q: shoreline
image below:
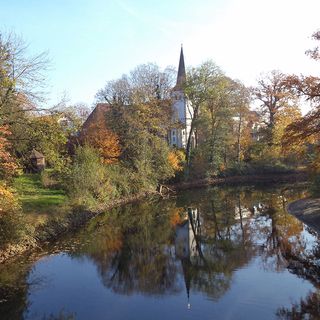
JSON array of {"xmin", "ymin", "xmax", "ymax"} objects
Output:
[
  {"xmin": 287, "ymin": 197, "xmax": 320, "ymax": 234},
  {"xmin": 0, "ymin": 191, "xmax": 156, "ymax": 264},
  {"xmin": 169, "ymin": 171, "xmax": 308, "ymax": 191},
  {"xmin": 0, "ymin": 171, "xmax": 308, "ymax": 264}
]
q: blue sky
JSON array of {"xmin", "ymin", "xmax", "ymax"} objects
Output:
[{"xmin": 1, "ymin": 0, "xmax": 320, "ymax": 109}]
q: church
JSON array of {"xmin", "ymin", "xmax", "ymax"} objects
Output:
[
  {"xmin": 168, "ymin": 47, "xmax": 194, "ymax": 149},
  {"xmin": 81, "ymin": 47, "xmax": 194, "ymax": 150}
]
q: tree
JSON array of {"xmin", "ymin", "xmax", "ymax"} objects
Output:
[
  {"xmin": 0, "ymin": 32, "xmax": 49, "ymax": 166},
  {"xmin": 96, "ymin": 63, "xmax": 175, "ymax": 189},
  {"xmin": 21, "ymin": 114, "xmax": 69, "ymax": 171},
  {"xmin": 227, "ymin": 81, "xmax": 251, "ymax": 164},
  {"xmin": 80, "ymin": 116, "xmax": 121, "ymax": 164},
  {"xmin": 184, "ymin": 61, "xmax": 224, "ymax": 165},
  {"xmin": 96, "ymin": 63, "xmax": 176, "ymax": 105},
  {"xmin": 0, "ymin": 126, "xmax": 17, "ymax": 179},
  {"xmin": 272, "ymin": 106, "xmax": 303, "ymax": 158},
  {"xmin": 252, "ymin": 70, "xmax": 298, "ymax": 142},
  {"xmin": 184, "ymin": 61, "xmax": 248, "ymax": 175},
  {"xmin": 282, "ymin": 31, "xmax": 320, "ymax": 169},
  {"xmin": 0, "ymin": 32, "xmax": 48, "ymax": 112}
]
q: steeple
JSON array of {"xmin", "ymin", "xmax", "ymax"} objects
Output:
[{"xmin": 176, "ymin": 45, "xmax": 186, "ymax": 89}]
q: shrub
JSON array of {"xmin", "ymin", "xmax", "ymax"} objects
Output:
[
  {"xmin": 220, "ymin": 162, "xmax": 295, "ymax": 177},
  {"xmin": 0, "ymin": 183, "xmax": 32, "ymax": 248},
  {"xmin": 65, "ymin": 146, "xmax": 114, "ymax": 209}
]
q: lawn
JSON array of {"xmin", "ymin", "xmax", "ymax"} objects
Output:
[{"xmin": 13, "ymin": 173, "xmax": 67, "ymax": 218}]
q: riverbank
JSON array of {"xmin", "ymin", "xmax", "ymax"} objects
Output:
[
  {"xmin": 0, "ymin": 191, "xmax": 156, "ymax": 264},
  {"xmin": 170, "ymin": 171, "xmax": 308, "ymax": 191},
  {"xmin": 287, "ymin": 198, "xmax": 320, "ymax": 234},
  {"xmin": 0, "ymin": 171, "xmax": 309, "ymax": 264}
]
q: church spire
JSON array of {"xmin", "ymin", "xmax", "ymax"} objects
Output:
[{"xmin": 176, "ymin": 45, "xmax": 186, "ymax": 89}]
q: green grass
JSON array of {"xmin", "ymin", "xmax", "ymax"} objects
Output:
[{"xmin": 13, "ymin": 173, "xmax": 67, "ymax": 216}]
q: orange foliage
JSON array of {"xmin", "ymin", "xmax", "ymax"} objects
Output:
[
  {"xmin": 169, "ymin": 207, "xmax": 185, "ymax": 227},
  {"xmin": 168, "ymin": 149, "xmax": 185, "ymax": 172},
  {"xmin": 283, "ymin": 108, "xmax": 320, "ymax": 145},
  {"xmin": 83, "ymin": 119, "xmax": 121, "ymax": 164},
  {"xmin": 0, "ymin": 126, "xmax": 17, "ymax": 178}
]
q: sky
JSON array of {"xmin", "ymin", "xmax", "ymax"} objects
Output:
[{"xmin": 1, "ymin": 0, "xmax": 320, "ymax": 110}]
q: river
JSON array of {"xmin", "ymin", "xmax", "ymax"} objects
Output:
[{"xmin": 1, "ymin": 183, "xmax": 320, "ymax": 320}]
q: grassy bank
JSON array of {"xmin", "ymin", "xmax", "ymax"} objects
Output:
[
  {"xmin": 13, "ymin": 173, "xmax": 67, "ymax": 226},
  {"xmin": 13, "ymin": 173, "xmax": 66, "ymax": 214},
  {"xmin": 0, "ymin": 171, "xmax": 309, "ymax": 264},
  {"xmin": 0, "ymin": 190, "xmax": 156, "ymax": 264}
]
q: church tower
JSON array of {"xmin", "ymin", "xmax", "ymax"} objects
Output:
[{"xmin": 168, "ymin": 46, "xmax": 194, "ymax": 148}]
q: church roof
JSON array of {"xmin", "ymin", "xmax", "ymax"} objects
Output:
[{"xmin": 175, "ymin": 46, "xmax": 186, "ymax": 90}]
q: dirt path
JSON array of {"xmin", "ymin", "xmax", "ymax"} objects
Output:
[{"xmin": 287, "ymin": 198, "xmax": 320, "ymax": 234}]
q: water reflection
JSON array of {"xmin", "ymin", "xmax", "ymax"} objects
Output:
[
  {"xmin": 2, "ymin": 184, "xmax": 320, "ymax": 319},
  {"xmin": 277, "ymin": 290, "xmax": 320, "ymax": 319},
  {"xmin": 65, "ymin": 185, "xmax": 315, "ymax": 305}
]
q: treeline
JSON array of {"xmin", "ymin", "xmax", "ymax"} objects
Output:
[{"xmin": 1, "ymin": 31, "xmax": 320, "ymax": 248}]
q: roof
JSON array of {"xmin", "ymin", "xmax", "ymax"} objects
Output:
[
  {"xmin": 30, "ymin": 149, "xmax": 45, "ymax": 159},
  {"xmin": 175, "ymin": 46, "xmax": 186, "ymax": 90},
  {"xmin": 81, "ymin": 103, "xmax": 110, "ymax": 132}
]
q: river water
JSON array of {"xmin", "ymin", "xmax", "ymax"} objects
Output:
[{"xmin": 1, "ymin": 184, "xmax": 320, "ymax": 320}]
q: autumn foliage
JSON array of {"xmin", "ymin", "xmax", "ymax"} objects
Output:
[
  {"xmin": 168, "ymin": 149, "xmax": 185, "ymax": 172},
  {"xmin": 0, "ymin": 183, "xmax": 19, "ymax": 217},
  {"xmin": 0, "ymin": 126, "xmax": 17, "ymax": 179},
  {"xmin": 81, "ymin": 115, "xmax": 121, "ymax": 164}
]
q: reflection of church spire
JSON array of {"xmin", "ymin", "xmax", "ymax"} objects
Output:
[
  {"xmin": 175, "ymin": 207, "xmax": 205, "ymax": 309},
  {"xmin": 181, "ymin": 258, "xmax": 192, "ymax": 310}
]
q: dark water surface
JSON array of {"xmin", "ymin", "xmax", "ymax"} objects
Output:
[{"xmin": 2, "ymin": 184, "xmax": 320, "ymax": 320}]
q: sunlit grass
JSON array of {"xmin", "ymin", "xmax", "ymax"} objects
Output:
[{"xmin": 13, "ymin": 173, "xmax": 67, "ymax": 219}]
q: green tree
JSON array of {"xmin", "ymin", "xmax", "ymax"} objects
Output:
[
  {"xmin": 96, "ymin": 63, "xmax": 175, "ymax": 190},
  {"xmin": 184, "ymin": 61, "xmax": 224, "ymax": 165}
]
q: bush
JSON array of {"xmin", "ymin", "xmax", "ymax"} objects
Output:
[
  {"xmin": 40, "ymin": 169, "xmax": 60, "ymax": 188},
  {"xmin": 65, "ymin": 146, "xmax": 113, "ymax": 209},
  {"xmin": 220, "ymin": 162, "xmax": 296, "ymax": 177},
  {"xmin": 0, "ymin": 183, "xmax": 32, "ymax": 248}
]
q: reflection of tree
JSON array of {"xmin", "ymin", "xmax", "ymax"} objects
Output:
[
  {"xmin": 231, "ymin": 186, "xmax": 306, "ymax": 272},
  {"xmin": 177, "ymin": 190, "xmax": 258, "ymax": 302},
  {"xmin": 80, "ymin": 184, "xmax": 308, "ymax": 302},
  {"xmin": 0, "ymin": 258, "xmax": 32, "ymax": 320},
  {"xmin": 259, "ymin": 205, "xmax": 304, "ymax": 271},
  {"xmin": 277, "ymin": 290, "xmax": 320, "ymax": 319},
  {"xmin": 1, "ymin": 183, "xmax": 317, "ymax": 317},
  {"xmin": 80, "ymin": 200, "xmax": 181, "ymax": 296},
  {"xmin": 40, "ymin": 310, "xmax": 76, "ymax": 320},
  {"xmin": 60, "ymin": 184, "xmax": 318, "ymax": 304}
]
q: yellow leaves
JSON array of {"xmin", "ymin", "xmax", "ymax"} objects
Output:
[
  {"xmin": 168, "ymin": 149, "xmax": 185, "ymax": 172},
  {"xmin": 0, "ymin": 183, "xmax": 19, "ymax": 217},
  {"xmin": 273, "ymin": 106, "xmax": 304, "ymax": 157}
]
